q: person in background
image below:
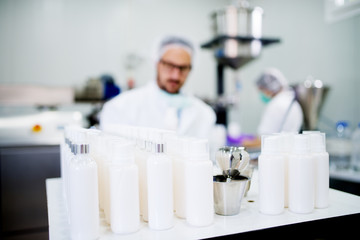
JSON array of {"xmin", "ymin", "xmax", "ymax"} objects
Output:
[
  {"xmin": 243, "ymin": 68, "xmax": 303, "ymax": 148},
  {"xmin": 99, "ymin": 35, "xmax": 216, "ymax": 139}
]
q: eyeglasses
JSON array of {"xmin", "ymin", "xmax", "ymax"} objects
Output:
[{"xmin": 159, "ymin": 59, "xmax": 192, "ymax": 75}]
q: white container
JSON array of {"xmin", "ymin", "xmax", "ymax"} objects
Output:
[
  {"xmin": 109, "ymin": 140, "xmax": 140, "ymax": 234},
  {"xmin": 308, "ymin": 132, "xmax": 329, "ymax": 209},
  {"xmin": 69, "ymin": 131, "xmax": 99, "ymax": 240},
  {"xmin": 258, "ymin": 135, "xmax": 285, "ymax": 215},
  {"xmin": 102, "ymin": 135, "xmax": 124, "ymax": 224},
  {"xmin": 288, "ymin": 134, "xmax": 314, "ymax": 214},
  {"xmin": 185, "ymin": 139, "xmax": 214, "ymax": 226},
  {"xmin": 171, "ymin": 136, "xmax": 187, "ymax": 219},
  {"xmin": 137, "ymin": 128, "xmax": 152, "ymax": 222},
  {"xmin": 280, "ymin": 132, "xmax": 295, "ymax": 208},
  {"xmin": 147, "ymin": 131, "xmax": 174, "ymax": 230}
]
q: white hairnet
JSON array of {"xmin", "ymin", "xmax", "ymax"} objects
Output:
[
  {"xmin": 256, "ymin": 68, "xmax": 288, "ymax": 93},
  {"xmin": 152, "ymin": 35, "xmax": 195, "ymax": 63}
]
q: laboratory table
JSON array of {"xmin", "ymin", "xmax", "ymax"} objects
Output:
[{"xmin": 46, "ymin": 171, "xmax": 360, "ymax": 240}]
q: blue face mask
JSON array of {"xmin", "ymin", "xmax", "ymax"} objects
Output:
[
  {"xmin": 159, "ymin": 88, "xmax": 191, "ymax": 109},
  {"xmin": 260, "ymin": 92, "xmax": 271, "ymax": 104}
]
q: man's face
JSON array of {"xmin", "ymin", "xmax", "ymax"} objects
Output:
[{"xmin": 156, "ymin": 47, "xmax": 192, "ymax": 94}]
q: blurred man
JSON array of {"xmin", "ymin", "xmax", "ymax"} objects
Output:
[{"xmin": 100, "ymin": 35, "xmax": 216, "ymax": 139}]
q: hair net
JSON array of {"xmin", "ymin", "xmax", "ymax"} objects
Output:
[
  {"xmin": 256, "ymin": 68, "xmax": 288, "ymax": 94},
  {"xmin": 154, "ymin": 35, "xmax": 195, "ymax": 63}
]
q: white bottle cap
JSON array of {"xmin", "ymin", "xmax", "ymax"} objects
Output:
[
  {"xmin": 291, "ymin": 134, "xmax": 310, "ymax": 154},
  {"xmin": 73, "ymin": 128, "xmax": 90, "ymax": 154},
  {"xmin": 111, "ymin": 138, "xmax": 135, "ymax": 165},
  {"xmin": 187, "ymin": 138, "xmax": 210, "ymax": 161},
  {"xmin": 261, "ymin": 135, "xmax": 282, "ymax": 154},
  {"xmin": 164, "ymin": 133, "xmax": 178, "ymax": 156},
  {"xmin": 309, "ymin": 132, "xmax": 326, "ymax": 153},
  {"xmin": 279, "ymin": 132, "xmax": 295, "ymax": 153},
  {"xmin": 150, "ymin": 129, "xmax": 165, "ymax": 153}
]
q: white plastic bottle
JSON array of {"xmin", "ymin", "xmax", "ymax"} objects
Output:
[
  {"xmin": 134, "ymin": 127, "xmax": 147, "ymax": 219},
  {"xmin": 109, "ymin": 140, "xmax": 140, "ymax": 234},
  {"xmin": 138, "ymin": 128, "xmax": 152, "ymax": 222},
  {"xmin": 280, "ymin": 132, "xmax": 295, "ymax": 208},
  {"xmin": 185, "ymin": 139, "xmax": 214, "ymax": 226},
  {"xmin": 69, "ymin": 130, "xmax": 99, "ymax": 240},
  {"xmin": 147, "ymin": 131, "xmax": 174, "ymax": 230},
  {"xmin": 288, "ymin": 134, "xmax": 314, "ymax": 214},
  {"xmin": 351, "ymin": 122, "xmax": 360, "ymax": 171},
  {"xmin": 171, "ymin": 136, "xmax": 187, "ymax": 219},
  {"xmin": 308, "ymin": 132, "xmax": 329, "ymax": 209},
  {"xmin": 258, "ymin": 135, "xmax": 285, "ymax": 215}
]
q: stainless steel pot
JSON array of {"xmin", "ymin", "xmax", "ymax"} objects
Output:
[{"xmin": 211, "ymin": 2, "xmax": 264, "ymax": 60}]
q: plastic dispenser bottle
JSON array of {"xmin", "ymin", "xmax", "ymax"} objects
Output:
[
  {"xmin": 69, "ymin": 129, "xmax": 99, "ymax": 240},
  {"xmin": 97, "ymin": 133, "xmax": 109, "ymax": 211},
  {"xmin": 109, "ymin": 139, "xmax": 140, "ymax": 234},
  {"xmin": 308, "ymin": 132, "xmax": 329, "ymax": 209},
  {"xmin": 288, "ymin": 134, "xmax": 314, "ymax": 214},
  {"xmin": 351, "ymin": 122, "xmax": 360, "ymax": 171},
  {"xmin": 147, "ymin": 130, "xmax": 174, "ymax": 230},
  {"xmin": 185, "ymin": 139, "xmax": 214, "ymax": 226},
  {"xmin": 258, "ymin": 135, "xmax": 285, "ymax": 215},
  {"xmin": 103, "ymin": 135, "xmax": 120, "ymax": 224},
  {"xmin": 138, "ymin": 128, "xmax": 151, "ymax": 222}
]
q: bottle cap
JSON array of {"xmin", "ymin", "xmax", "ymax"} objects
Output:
[
  {"xmin": 150, "ymin": 129, "xmax": 165, "ymax": 153},
  {"xmin": 187, "ymin": 138, "xmax": 209, "ymax": 161},
  {"xmin": 309, "ymin": 132, "xmax": 326, "ymax": 153},
  {"xmin": 261, "ymin": 134, "xmax": 282, "ymax": 154},
  {"xmin": 111, "ymin": 138, "xmax": 135, "ymax": 165},
  {"xmin": 291, "ymin": 134, "xmax": 310, "ymax": 154},
  {"xmin": 279, "ymin": 132, "xmax": 296, "ymax": 153}
]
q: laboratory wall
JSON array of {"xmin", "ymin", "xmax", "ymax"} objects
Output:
[{"xmin": 0, "ymin": 0, "xmax": 359, "ymax": 134}]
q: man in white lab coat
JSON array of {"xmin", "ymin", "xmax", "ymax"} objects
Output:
[{"xmin": 99, "ymin": 35, "xmax": 216, "ymax": 139}]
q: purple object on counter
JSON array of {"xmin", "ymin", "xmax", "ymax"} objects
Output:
[{"xmin": 227, "ymin": 134, "xmax": 256, "ymax": 146}]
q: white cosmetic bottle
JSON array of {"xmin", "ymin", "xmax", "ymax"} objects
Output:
[
  {"xmin": 69, "ymin": 130, "xmax": 99, "ymax": 240},
  {"xmin": 258, "ymin": 135, "xmax": 285, "ymax": 215},
  {"xmin": 280, "ymin": 132, "xmax": 295, "ymax": 208},
  {"xmin": 170, "ymin": 136, "xmax": 187, "ymax": 219},
  {"xmin": 109, "ymin": 139, "xmax": 140, "ymax": 234},
  {"xmin": 288, "ymin": 134, "xmax": 315, "ymax": 214},
  {"xmin": 309, "ymin": 132, "xmax": 329, "ymax": 208},
  {"xmin": 138, "ymin": 128, "xmax": 152, "ymax": 222},
  {"xmin": 185, "ymin": 138, "xmax": 214, "ymax": 227},
  {"xmin": 147, "ymin": 131, "xmax": 174, "ymax": 230}
]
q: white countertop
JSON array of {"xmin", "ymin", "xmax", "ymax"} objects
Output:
[{"xmin": 46, "ymin": 171, "xmax": 360, "ymax": 240}]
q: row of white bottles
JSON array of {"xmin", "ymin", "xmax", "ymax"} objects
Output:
[
  {"xmin": 61, "ymin": 127, "xmax": 100, "ymax": 240},
  {"xmin": 106, "ymin": 125, "xmax": 215, "ymax": 228},
  {"xmin": 258, "ymin": 131, "xmax": 329, "ymax": 215},
  {"xmin": 61, "ymin": 125, "xmax": 215, "ymax": 236}
]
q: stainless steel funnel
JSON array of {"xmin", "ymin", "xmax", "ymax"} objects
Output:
[
  {"xmin": 293, "ymin": 78, "xmax": 330, "ymax": 130},
  {"xmin": 215, "ymin": 146, "xmax": 250, "ymax": 179}
]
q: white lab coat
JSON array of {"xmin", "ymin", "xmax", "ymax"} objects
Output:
[
  {"xmin": 257, "ymin": 89, "xmax": 303, "ymax": 135},
  {"xmin": 100, "ymin": 82, "xmax": 216, "ymax": 139}
]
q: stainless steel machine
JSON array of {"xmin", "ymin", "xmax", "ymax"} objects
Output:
[{"xmin": 201, "ymin": 1, "xmax": 280, "ymax": 125}]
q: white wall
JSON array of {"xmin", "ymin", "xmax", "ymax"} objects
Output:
[{"xmin": 0, "ymin": 0, "xmax": 359, "ymax": 134}]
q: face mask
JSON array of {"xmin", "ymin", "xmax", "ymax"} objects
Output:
[
  {"xmin": 159, "ymin": 88, "xmax": 191, "ymax": 109},
  {"xmin": 260, "ymin": 92, "xmax": 271, "ymax": 104}
]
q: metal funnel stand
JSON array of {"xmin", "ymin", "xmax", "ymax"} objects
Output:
[{"xmin": 293, "ymin": 78, "xmax": 330, "ymax": 130}]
